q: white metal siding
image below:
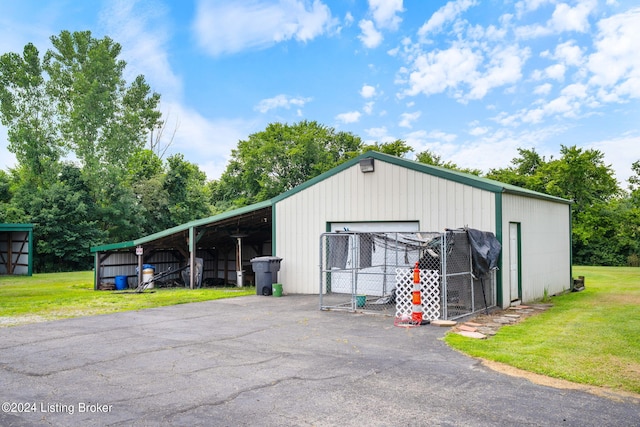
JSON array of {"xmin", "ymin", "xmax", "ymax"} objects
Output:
[
  {"xmin": 274, "ymin": 160, "xmax": 495, "ymax": 294},
  {"xmin": 501, "ymin": 193, "xmax": 571, "ymax": 306}
]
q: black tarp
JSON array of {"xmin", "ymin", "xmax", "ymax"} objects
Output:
[{"xmin": 466, "ymin": 228, "xmax": 501, "ymax": 278}]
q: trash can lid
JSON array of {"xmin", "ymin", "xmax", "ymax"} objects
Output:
[{"xmin": 250, "ymin": 256, "xmax": 282, "ymax": 263}]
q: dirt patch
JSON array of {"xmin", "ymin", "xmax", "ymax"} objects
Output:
[
  {"xmin": 0, "ymin": 315, "xmax": 51, "ymax": 327},
  {"xmin": 481, "ymin": 359, "xmax": 640, "ymax": 404}
]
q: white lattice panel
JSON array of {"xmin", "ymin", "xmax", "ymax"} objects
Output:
[{"xmin": 395, "ymin": 268, "xmax": 441, "ymax": 321}]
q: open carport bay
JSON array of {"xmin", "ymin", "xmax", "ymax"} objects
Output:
[{"xmin": 0, "ymin": 295, "xmax": 638, "ymax": 426}]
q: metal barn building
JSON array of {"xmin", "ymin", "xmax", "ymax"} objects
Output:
[{"xmin": 92, "ymin": 151, "xmax": 572, "ymax": 309}]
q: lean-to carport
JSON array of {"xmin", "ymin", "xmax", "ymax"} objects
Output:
[{"xmin": 91, "ymin": 201, "xmax": 273, "ymax": 290}]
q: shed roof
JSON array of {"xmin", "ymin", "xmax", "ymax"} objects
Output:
[{"xmin": 90, "ymin": 200, "xmax": 272, "ymax": 253}]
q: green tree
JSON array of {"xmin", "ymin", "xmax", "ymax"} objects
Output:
[
  {"xmin": 487, "ymin": 145, "xmax": 623, "ymax": 265},
  {"xmin": 540, "ymin": 146, "xmax": 619, "ymax": 213},
  {"xmin": 212, "ymin": 120, "xmax": 362, "ymax": 209},
  {"xmin": 416, "ymin": 149, "xmax": 482, "ymax": 175},
  {"xmin": 14, "ymin": 165, "xmax": 104, "ymax": 271},
  {"xmin": 42, "ymin": 30, "xmax": 162, "ymax": 195},
  {"xmin": 0, "ymin": 31, "xmax": 166, "ymax": 266},
  {"xmin": 0, "ymin": 43, "xmax": 63, "ymax": 187},
  {"xmin": 486, "ymin": 148, "xmax": 546, "ymax": 190},
  {"xmin": 363, "ymin": 139, "xmax": 413, "ymax": 157},
  {"xmin": 629, "ymin": 160, "xmax": 640, "ymax": 203},
  {"xmin": 164, "ymin": 154, "xmax": 212, "ymax": 226}
]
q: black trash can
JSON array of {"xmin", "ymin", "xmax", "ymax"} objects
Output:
[{"xmin": 250, "ymin": 256, "xmax": 283, "ymax": 296}]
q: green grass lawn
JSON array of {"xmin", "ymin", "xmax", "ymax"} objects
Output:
[
  {"xmin": 0, "ymin": 271, "xmax": 255, "ymax": 325},
  {"xmin": 445, "ymin": 266, "xmax": 640, "ymax": 395}
]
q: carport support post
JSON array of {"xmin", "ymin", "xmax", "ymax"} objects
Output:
[
  {"xmin": 189, "ymin": 226, "xmax": 195, "ymax": 290},
  {"xmin": 137, "ymin": 248, "xmax": 143, "ymax": 288},
  {"xmin": 236, "ymin": 236, "xmax": 243, "ymax": 287}
]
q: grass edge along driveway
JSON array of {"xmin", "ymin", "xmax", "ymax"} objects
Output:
[
  {"xmin": 0, "ymin": 271, "xmax": 254, "ymax": 326},
  {"xmin": 445, "ymin": 266, "xmax": 640, "ymax": 396}
]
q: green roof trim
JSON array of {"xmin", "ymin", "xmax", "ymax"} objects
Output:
[
  {"xmin": 0, "ymin": 223, "xmax": 34, "ymax": 232},
  {"xmin": 272, "ymin": 151, "xmax": 571, "ymax": 205},
  {"xmin": 90, "ymin": 199, "xmax": 273, "ymax": 253}
]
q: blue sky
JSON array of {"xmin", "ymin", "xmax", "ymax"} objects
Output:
[{"xmin": 1, "ymin": 0, "xmax": 639, "ymax": 186}]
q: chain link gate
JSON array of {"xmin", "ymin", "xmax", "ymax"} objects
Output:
[{"xmin": 319, "ymin": 230, "xmax": 496, "ymax": 320}]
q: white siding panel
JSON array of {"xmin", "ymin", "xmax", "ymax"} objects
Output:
[
  {"xmin": 275, "ymin": 160, "xmax": 496, "ymax": 294},
  {"xmin": 500, "ymin": 193, "xmax": 571, "ymax": 306}
]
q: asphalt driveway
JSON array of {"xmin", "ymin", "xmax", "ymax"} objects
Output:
[{"xmin": 0, "ymin": 295, "xmax": 638, "ymax": 426}]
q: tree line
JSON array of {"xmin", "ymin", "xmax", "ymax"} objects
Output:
[{"xmin": 1, "ymin": 31, "xmax": 638, "ymax": 272}]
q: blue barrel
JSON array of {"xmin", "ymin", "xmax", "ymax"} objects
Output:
[{"xmin": 115, "ymin": 275, "xmax": 128, "ymax": 290}]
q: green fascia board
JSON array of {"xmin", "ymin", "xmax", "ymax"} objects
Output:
[
  {"xmin": 90, "ymin": 199, "xmax": 273, "ymax": 253},
  {"xmin": 0, "ymin": 223, "xmax": 34, "ymax": 232},
  {"xmin": 272, "ymin": 151, "xmax": 571, "ymax": 205}
]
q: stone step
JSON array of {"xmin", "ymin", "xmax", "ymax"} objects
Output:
[
  {"xmin": 456, "ymin": 330, "xmax": 487, "ymax": 339},
  {"xmin": 431, "ymin": 319, "xmax": 457, "ymax": 327}
]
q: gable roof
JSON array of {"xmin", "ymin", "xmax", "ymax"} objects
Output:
[
  {"xmin": 91, "ymin": 151, "xmax": 569, "ymax": 253},
  {"xmin": 273, "ymin": 151, "xmax": 571, "ymax": 205}
]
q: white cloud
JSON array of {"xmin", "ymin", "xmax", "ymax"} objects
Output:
[
  {"xmin": 516, "ymin": 0, "xmax": 597, "ymax": 38},
  {"xmin": 368, "ymin": 0, "xmax": 404, "ymax": 30},
  {"xmin": 344, "ymin": 12, "xmax": 354, "ymax": 26},
  {"xmin": 360, "ymin": 84, "xmax": 377, "ymax": 98},
  {"xmin": 587, "ymin": 7, "xmax": 640, "ymax": 100},
  {"xmin": 534, "ymin": 82, "xmax": 553, "ymax": 95},
  {"xmin": 588, "ymin": 135, "xmax": 640, "ymax": 186},
  {"xmin": 401, "ymin": 44, "xmax": 482, "ymax": 97},
  {"xmin": 356, "ymin": 0, "xmax": 403, "ymax": 49},
  {"xmin": 515, "ymin": 0, "xmax": 553, "ymax": 17},
  {"xmin": 466, "ymin": 45, "xmax": 529, "ymax": 100},
  {"xmin": 161, "ymin": 102, "xmax": 255, "ymax": 180},
  {"xmin": 561, "ymin": 83, "xmax": 588, "ymax": 99},
  {"xmin": 400, "ymin": 41, "xmax": 529, "ymax": 102},
  {"xmin": 399, "ymin": 111, "xmax": 422, "ymax": 128},
  {"xmin": 192, "ymin": 0, "xmax": 336, "ymax": 56},
  {"xmin": 544, "ymin": 63, "xmax": 566, "ymax": 81},
  {"xmin": 549, "ymin": 1, "xmax": 596, "ymax": 33},
  {"xmin": 358, "ymin": 19, "xmax": 383, "ymax": 48},
  {"xmin": 469, "ymin": 126, "xmax": 489, "ymax": 136},
  {"xmin": 365, "ymin": 126, "xmax": 390, "ymax": 139},
  {"xmin": 418, "ymin": 0, "xmax": 478, "ymax": 39},
  {"xmin": 336, "ymin": 111, "xmax": 362, "ymax": 124},
  {"xmin": 254, "ymin": 94, "xmax": 312, "ymax": 113},
  {"xmin": 553, "ymin": 40, "xmax": 584, "ymax": 66},
  {"xmin": 363, "ymin": 101, "xmax": 375, "ymax": 115},
  {"xmin": 100, "ymin": 0, "xmax": 182, "ymax": 98}
]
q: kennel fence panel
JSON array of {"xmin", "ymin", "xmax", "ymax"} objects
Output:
[{"xmin": 320, "ymin": 230, "xmax": 496, "ymax": 320}]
